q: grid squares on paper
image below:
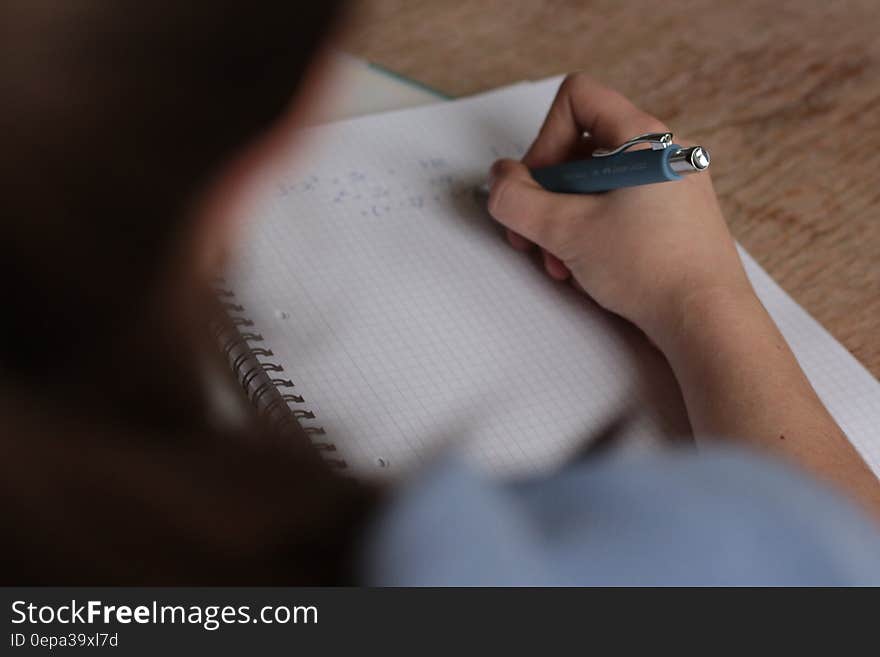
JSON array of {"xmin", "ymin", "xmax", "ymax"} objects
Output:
[{"xmin": 229, "ymin": 81, "xmax": 880, "ymax": 481}]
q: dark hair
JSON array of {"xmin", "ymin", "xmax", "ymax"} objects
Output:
[
  {"xmin": 0, "ymin": 1, "xmax": 339, "ymax": 379},
  {"xmin": 0, "ymin": 1, "xmax": 379, "ymax": 584}
]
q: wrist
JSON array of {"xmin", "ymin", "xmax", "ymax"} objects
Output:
[{"xmin": 644, "ymin": 281, "xmax": 765, "ymax": 358}]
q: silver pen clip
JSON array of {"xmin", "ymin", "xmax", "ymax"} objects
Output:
[{"xmin": 591, "ymin": 132, "xmax": 674, "ymax": 158}]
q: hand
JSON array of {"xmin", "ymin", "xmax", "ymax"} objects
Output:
[
  {"xmin": 487, "ymin": 73, "xmax": 754, "ymax": 347},
  {"xmin": 489, "ymin": 75, "xmax": 880, "ymax": 518}
]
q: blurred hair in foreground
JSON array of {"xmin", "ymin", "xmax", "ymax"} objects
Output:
[{"xmin": 0, "ymin": 0, "xmax": 381, "ymax": 585}]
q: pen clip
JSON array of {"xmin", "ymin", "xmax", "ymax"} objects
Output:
[{"xmin": 592, "ymin": 132, "xmax": 674, "ymax": 158}]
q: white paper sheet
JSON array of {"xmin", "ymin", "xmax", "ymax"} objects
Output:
[{"xmin": 230, "ymin": 79, "xmax": 880, "ymax": 480}]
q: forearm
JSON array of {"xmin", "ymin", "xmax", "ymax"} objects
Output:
[
  {"xmin": 657, "ymin": 287, "xmax": 880, "ymax": 520},
  {"xmin": 485, "ymin": 72, "xmax": 880, "ymax": 518}
]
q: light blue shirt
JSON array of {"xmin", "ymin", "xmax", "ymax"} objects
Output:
[{"xmin": 363, "ymin": 447, "xmax": 880, "ymax": 585}]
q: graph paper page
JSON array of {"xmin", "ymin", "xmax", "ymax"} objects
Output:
[{"xmin": 230, "ymin": 78, "xmax": 880, "ymax": 480}]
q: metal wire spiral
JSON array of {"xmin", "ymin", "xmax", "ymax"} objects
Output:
[{"xmin": 212, "ymin": 282, "xmax": 344, "ymax": 469}]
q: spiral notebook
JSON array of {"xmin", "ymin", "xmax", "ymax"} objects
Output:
[{"xmin": 219, "ymin": 76, "xmax": 880, "ymax": 481}]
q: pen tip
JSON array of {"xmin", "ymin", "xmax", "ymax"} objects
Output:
[{"xmin": 474, "ymin": 182, "xmax": 490, "ymax": 200}]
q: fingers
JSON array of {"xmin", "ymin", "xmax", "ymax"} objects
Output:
[
  {"xmin": 488, "ymin": 158, "xmax": 595, "ymax": 255},
  {"xmin": 542, "ymin": 250, "xmax": 571, "ymax": 281},
  {"xmin": 523, "ymin": 72, "xmax": 669, "ymax": 168},
  {"xmin": 506, "ymin": 229, "xmax": 531, "ymax": 251},
  {"xmin": 507, "ymin": 229, "xmax": 570, "ymax": 281},
  {"xmin": 507, "ymin": 227, "xmax": 570, "ymax": 279}
]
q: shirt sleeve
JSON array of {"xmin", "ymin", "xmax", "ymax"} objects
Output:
[{"xmin": 360, "ymin": 446, "xmax": 880, "ymax": 586}]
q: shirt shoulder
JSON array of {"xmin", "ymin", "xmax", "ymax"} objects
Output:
[{"xmin": 361, "ymin": 447, "xmax": 880, "ymax": 585}]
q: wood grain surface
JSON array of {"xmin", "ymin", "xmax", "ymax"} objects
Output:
[{"xmin": 342, "ymin": 0, "xmax": 880, "ymax": 378}]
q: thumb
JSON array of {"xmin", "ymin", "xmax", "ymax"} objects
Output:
[{"xmin": 487, "ymin": 158, "xmax": 594, "ymax": 253}]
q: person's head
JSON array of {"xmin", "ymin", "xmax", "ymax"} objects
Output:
[
  {"xmin": 0, "ymin": 1, "xmax": 345, "ymax": 405},
  {"xmin": 0, "ymin": 5, "xmax": 383, "ymax": 586}
]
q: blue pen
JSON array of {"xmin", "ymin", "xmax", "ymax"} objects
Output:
[
  {"xmin": 529, "ymin": 132, "xmax": 709, "ymax": 194},
  {"xmin": 473, "ymin": 132, "xmax": 708, "ymax": 198}
]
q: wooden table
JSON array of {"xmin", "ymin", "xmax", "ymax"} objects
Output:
[{"xmin": 343, "ymin": 0, "xmax": 880, "ymax": 378}]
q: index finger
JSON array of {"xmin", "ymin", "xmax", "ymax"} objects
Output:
[{"xmin": 523, "ymin": 73, "xmax": 669, "ymax": 168}]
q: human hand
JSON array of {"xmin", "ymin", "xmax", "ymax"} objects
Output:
[{"xmin": 487, "ymin": 73, "xmax": 754, "ymax": 346}]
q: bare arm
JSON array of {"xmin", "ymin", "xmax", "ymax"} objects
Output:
[
  {"xmin": 660, "ymin": 286, "xmax": 880, "ymax": 517},
  {"xmin": 487, "ymin": 73, "xmax": 880, "ymax": 519}
]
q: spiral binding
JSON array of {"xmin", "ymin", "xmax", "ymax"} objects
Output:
[{"xmin": 212, "ymin": 281, "xmax": 346, "ymax": 469}]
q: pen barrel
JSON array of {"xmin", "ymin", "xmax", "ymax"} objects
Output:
[{"xmin": 530, "ymin": 146, "xmax": 680, "ymax": 194}]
